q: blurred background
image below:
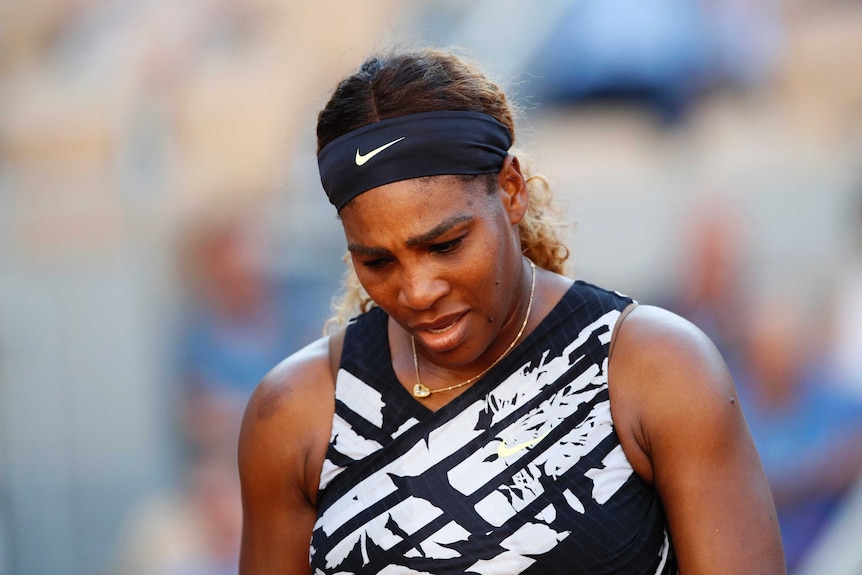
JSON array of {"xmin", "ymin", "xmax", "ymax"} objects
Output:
[{"xmin": 1, "ymin": 0, "xmax": 862, "ymax": 573}]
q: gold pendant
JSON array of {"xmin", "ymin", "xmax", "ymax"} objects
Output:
[{"xmin": 413, "ymin": 383, "xmax": 431, "ymax": 398}]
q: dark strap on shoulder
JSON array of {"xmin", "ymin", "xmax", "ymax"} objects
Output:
[{"xmin": 609, "ymin": 302, "xmax": 639, "ymax": 361}]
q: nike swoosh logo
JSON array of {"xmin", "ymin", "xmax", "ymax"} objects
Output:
[
  {"xmin": 355, "ymin": 137, "xmax": 405, "ymax": 166},
  {"xmin": 497, "ymin": 431, "xmax": 550, "ymax": 458}
]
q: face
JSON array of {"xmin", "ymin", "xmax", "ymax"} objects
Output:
[{"xmin": 340, "ymin": 165, "xmax": 528, "ymax": 371}]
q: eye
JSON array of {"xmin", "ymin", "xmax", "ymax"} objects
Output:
[
  {"xmin": 430, "ymin": 236, "xmax": 464, "ymax": 255},
  {"xmin": 362, "ymin": 257, "xmax": 392, "ymax": 269}
]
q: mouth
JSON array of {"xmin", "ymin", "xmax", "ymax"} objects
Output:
[
  {"xmin": 411, "ymin": 312, "xmax": 468, "ymax": 352},
  {"xmin": 426, "ymin": 320, "xmax": 458, "ymax": 335},
  {"xmin": 412, "ymin": 312, "xmax": 465, "ymax": 333}
]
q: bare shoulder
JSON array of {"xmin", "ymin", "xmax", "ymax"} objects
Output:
[
  {"xmin": 612, "ymin": 304, "xmax": 735, "ymax": 398},
  {"xmin": 238, "ymin": 336, "xmax": 336, "ymax": 503},
  {"xmin": 245, "ymin": 336, "xmax": 334, "ymax": 425},
  {"xmin": 608, "ymin": 305, "xmax": 738, "ymax": 482},
  {"xmin": 613, "ymin": 303, "xmax": 724, "ymax": 367}
]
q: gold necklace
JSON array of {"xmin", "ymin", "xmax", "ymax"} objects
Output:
[{"xmin": 411, "ymin": 259, "xmax": 536, "ymax": 398}]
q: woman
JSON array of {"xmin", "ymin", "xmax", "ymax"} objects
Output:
[{"xmin": 238, "ymin": 49, "xmax": 785, "ymax": 574}]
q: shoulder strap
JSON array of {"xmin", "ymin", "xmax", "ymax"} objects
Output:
[{"xmin": 609, "ymin": 302, "xmax": 639, "ymax": 361}]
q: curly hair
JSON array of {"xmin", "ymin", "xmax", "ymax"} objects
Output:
[{"xmin": 317, "ymin": 48, "xmax": 570, "ymax": 332}]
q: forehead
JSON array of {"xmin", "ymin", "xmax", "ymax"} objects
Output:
[{"xmin": 340, "ymin": 175, "xmax": 495, "ymax": 236}]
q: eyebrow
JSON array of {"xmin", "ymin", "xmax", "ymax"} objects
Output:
[
  {"xmin": 347, "ymin": 213, "xmax": 474, "ymax": 256},
  {"xmin": 346, "ymin": 243, "xmax": 390, "ymax": 258},
  {"xmin": 406, "ymin": 213, "xmax": 473, "ymax": 247}
]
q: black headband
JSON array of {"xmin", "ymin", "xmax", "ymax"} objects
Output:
[{"xmin": 317, "ymin": 111, "xmax": 513, "ymax": 211}]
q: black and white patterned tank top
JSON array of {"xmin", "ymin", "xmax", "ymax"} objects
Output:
[{"xmin": 310, "ymin": 281, "xmax": 675, "ymax": 574}]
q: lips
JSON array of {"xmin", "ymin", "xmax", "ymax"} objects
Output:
[
  {"xmin": 412, "ymin": 312, "xmax": 465, "ymax": 334},
  {"xmin": 426, "ymin": 320, "xmax": 458, "ymax": 335},
  {"xmin": 411, "ymin": 311, "xmax": 468, "ymax": 353}
]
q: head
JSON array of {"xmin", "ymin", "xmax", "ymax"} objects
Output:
[
  {"xmin": 317, "ymin": 48, "xmax": 569, "ymax": 330},
  {"xmin": 179, "ymin": 211, "xmax": 268, "ymax": 318},
  {"xmin": 742, "ymin": 297, "xmax": 808, "ymax": 407}
]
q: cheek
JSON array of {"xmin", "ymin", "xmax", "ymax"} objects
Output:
[
  {"xmin": 353, "ymin": 266, "xmax": 392, "ymax": 302},
  {"xmin": 465, "ymin": 252, "xmax": 506, "ymax": 307},
  {"xmin": 351, "ymin": 264, "xmax": 408, "ymax": 318}
]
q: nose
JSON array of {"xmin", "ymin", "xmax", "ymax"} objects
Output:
[{"xmin": 397, "ymin": 262, "xmax": 449, "ymax": 311}]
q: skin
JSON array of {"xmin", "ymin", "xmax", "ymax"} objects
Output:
[{"xmin": 238, "ymin": 157, "xmax": 786, "ymax": 574}]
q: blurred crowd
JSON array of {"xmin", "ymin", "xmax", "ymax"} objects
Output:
[{"xmin": 2, "ymin": 1, "xmax": 862, "ymax": 574}]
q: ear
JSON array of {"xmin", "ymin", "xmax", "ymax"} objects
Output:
[{"xmin": 497, "ymin": 155, "xmax": 529, "ymax": 225}]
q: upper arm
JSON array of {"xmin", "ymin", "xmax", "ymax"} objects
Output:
[
  {"xmin": 609, "ymin": 305, "xmax": 785, "ymax": 574},
  {"xmin": 237, "ymin": 337, "xmax": 335, "ymax": 575}
]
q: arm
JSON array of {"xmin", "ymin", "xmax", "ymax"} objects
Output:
[
  {"xmin": 609, "ymin": 305, "xmax": 785, "ymax": 574},
  {"xmin": 237, "ymin": 337, "xmax": 335, "ymax": 575}
]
